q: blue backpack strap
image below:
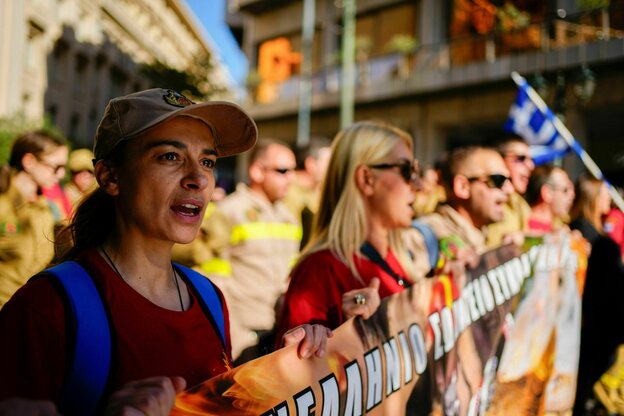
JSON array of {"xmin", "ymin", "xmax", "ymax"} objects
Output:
[
  {"xmin": 174, "ymin": 263, "xmax": 226, "ymax": 346},
  {"xmin": 411, "ymin": 220, "xmax": 440, "ymax": 273},
  {"xmin": 44, "ymin": 261, "xmax": 111, "ymax": 416}
]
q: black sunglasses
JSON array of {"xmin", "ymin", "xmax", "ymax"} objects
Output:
[
  {"xmin": 38, "ymin": 159, "xmax": 66, "ymax": 174},
  {"xmin": 368, "ymin": 160, "xmax": 420, "ymax": 183},
  {"xmin": 466, "ymin": 174, "xmax": 511, "ymax": 189}
]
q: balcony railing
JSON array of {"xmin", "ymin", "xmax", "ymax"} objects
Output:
[{"xmin": 249, "ymin": 5, "xmax": 624, "ymax": 107}]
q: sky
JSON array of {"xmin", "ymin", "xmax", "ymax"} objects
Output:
[{"xmin": 186, "ymin": 0, "xmax": 248, "ymax": 87}]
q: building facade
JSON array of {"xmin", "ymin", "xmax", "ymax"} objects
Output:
[
  {"xmin": 0, "ymin": 0, "xmax": 233, "ymax": 147},
  {"xmin": 231, "ymin": 0, "xmax": 624, "ymax": 185}
]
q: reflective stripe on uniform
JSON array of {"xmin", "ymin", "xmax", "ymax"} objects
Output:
[
  {"xmin": 200, "ymin": 258, "xmax": 233, "ymax": 277},
  {"xmin": 204, "ymin": 202, "xmax": 216, "ymax": 219},
  {"xmin": 230, "ymin": 222, "xmax": 302, "ymax": 245}
]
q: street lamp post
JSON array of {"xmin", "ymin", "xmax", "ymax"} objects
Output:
[
  {"xmin": 297, "ymin": 0, "xmax": 316, "ymax": 149},
  {"xmin": 340, "ymin": 0, "xmax": 356, "ymax": 129}
]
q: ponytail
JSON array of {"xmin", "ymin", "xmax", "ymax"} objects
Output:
[
  {"xmin": 55, "ymin": 188, "xmax": 116, "ymax": 261},
  {"xmin": 55, "ymin": 140, "xmax": 128, "ymax": 261}
]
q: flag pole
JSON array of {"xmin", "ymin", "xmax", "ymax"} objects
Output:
[{"xmin": 510, "ymin": 71, "xmax": 624, "ymax": 212}]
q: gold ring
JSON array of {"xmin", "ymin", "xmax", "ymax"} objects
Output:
[{"xmin": 354, "ymin": 293, "xmax": 366, "ymax": 305}]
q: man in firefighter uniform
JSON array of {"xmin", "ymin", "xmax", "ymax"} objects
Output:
[{"xmin": 202, "ymin": 138, "xmax": 301, "ymax": 363}]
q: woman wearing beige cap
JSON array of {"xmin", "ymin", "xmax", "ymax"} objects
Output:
[
  {"xmin": 64, "ymin": 148, "xmax": 97, "ymax": 209},
  {"xmin": 0, "ymin": 89, "xmax": 331, "ymax": 415}
]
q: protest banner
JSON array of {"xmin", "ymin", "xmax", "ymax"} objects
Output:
[{"xmin": 172, "ymin": 231, "xmax": 586, "ymax": 415}]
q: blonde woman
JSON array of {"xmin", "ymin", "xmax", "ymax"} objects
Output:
[
  {"xmin": 570, "ymin": 175, "xmax": 612, "ymax": 246},
  {"xmin": 570, "ymin": 178, "xmax": 624, "ymax": 413},
  {"xmin": 275, "ymin": 121, "xmax": 421, "ymax": 341}
]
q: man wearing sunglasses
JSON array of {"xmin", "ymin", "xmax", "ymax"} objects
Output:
[
  {"xmin": 416, "ymin": 146, "xmax": 514, "ymax": 409},
  {"xmin": 198, "ymin": 138, "xmax": 301, "ymax": 365},
  {"xmin": 420, "ymin": 146, "xmax": 514, "ymax": 255},
  {"xmin": 486, "ymin": 136, "xmax": 535, "ymax": 248}
]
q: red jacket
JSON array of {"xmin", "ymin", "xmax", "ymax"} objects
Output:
[{"xmin": 275, "ymin": 248, "xmax": 411, "ymax": 345}]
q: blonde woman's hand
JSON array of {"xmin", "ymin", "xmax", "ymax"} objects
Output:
[
  {"xmin": 104, "ymin": 376, "xmax": 186, "ymax": 416},
  {"xmin": 342, "ymin": 277, "xmax": 381, "ymax": 321},
  {"xmin": 282, "ymin": 324, "xmax": 333, "ymax": 359}
]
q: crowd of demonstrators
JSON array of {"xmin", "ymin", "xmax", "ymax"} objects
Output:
[
  {"xmin": 1, "ymin": 83, "xmax": 623, "ymax": 415},
  {"xmin": 0, "ymin": 88, "xmax": 331, "ymax": 415},
  {"xmin": 485, "ymin": 136, "xmax": 535, "ymax": 249},
  {"xmin": 195, "ymin": 138, "xmax": 302, "ymax": 364},
  {"xmin": 0, "ymin": 130, "xmax": 67, "ymax": 308},
  {"xmin": 275, "ymin": 120, "xmax": 420, "ymax": 342},
  {"xmin": 524, "ymin": 165, "xmax": 575, "ymax": 236},
  {"xmin": 282, "ymin": 136, "xmax": 332, "ymax": 248}
]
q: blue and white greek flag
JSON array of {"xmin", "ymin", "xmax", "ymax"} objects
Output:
[{"xmin": 504, "ymin": 82, "xmax": 572, "ymax": 165}]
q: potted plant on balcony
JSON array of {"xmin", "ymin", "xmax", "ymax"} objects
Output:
[
  {"xmin": 577, "ymin": 0, "xmax": 610, "ymax": 10},
  {"xmin": 577, "ymin": 0, "xmax": 611, "ymax": 41},
  {"xmin": 496, "ymin": 2, "xmax": 539, "ymax": 51},
  {"xmin": 385, "ymin": 33, "xmax": 418, "ymax": 79},
  {"xmin": 355, "ymin": 35, "xmax": 372, "ymax": 85}
]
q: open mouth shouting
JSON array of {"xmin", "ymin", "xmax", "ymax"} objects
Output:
[{"xmin": 172, "ymin": 199, "xmax": 204, "ymax": 222}]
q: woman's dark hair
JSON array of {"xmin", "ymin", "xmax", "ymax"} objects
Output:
[
  {"xmin": 0, "ymin": 130, "xmax": 67, "ymax": 193},
  {"xmin": 525, "ymin": 165, "xmax": 555, "ymax": 206},
  {"xmin": 55, "ymin": 143, "xmax": 127, "ymax": 261},
  {"xmin": 9, "ymin": 130, "xmax": 66, "ymax": 170},
  {"xmin": 438, "ymin": 146, "xmax": 483, "ymax": 192}
]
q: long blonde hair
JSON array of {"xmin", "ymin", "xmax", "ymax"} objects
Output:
[
  {"xmin": 570, "ymin": 176, "xmax": 608, "ymax": 233},
  {"xmin": 301, "ymin": 120, "xmax": 417, "ymax": 282}
]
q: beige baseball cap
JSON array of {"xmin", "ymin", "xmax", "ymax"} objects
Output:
[
  {"xmin": 93, "ymin": 88, "xmax": 257, "ymax": 160},
  {"xmin": 68, "ymin": 148, "xmax": 95, "ymax": 172}
]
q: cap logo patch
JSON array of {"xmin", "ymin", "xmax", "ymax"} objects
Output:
[{"xmin": 163, "ymin": 90, "xmax": 195, "ymax": 108}]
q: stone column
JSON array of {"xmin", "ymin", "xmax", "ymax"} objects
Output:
[{"xmin": 0, "ymin": 0, "xmax": 27, "ymax": 117}]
